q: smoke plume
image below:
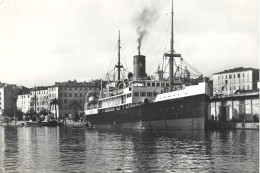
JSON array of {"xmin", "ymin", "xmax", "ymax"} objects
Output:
[{"xmin": 134, "ymin": 7, "xmax": 159, "ymax": 55}]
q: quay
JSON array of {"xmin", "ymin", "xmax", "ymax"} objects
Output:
[
  {"xmin": 207, "ymin": 89, "xmax": 259, "ymax": 130},
  {"xmin": 205, "ymin": 122, "xmax": 259, "ymax": 130}
]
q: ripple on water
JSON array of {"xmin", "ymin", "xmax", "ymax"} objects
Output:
[{"xmin": 0, "ymin": 127, "xmax": 258, "ymax": 172}]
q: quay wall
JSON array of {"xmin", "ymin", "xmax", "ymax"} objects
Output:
[{"xmin": 205, "ymin": 122, "xmax": 259, "ymax": 130}]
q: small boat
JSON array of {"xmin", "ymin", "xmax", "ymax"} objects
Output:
[
  {"xmin": 64, "ymin": 119, "xmax": 86, "ymax": 127},
  {"xmin": 26, "ymin": 121, "xmax": 42, "ymax": 127},
  {"xmin": 41, "ymin": 120, "xmax": 58, "ymax": 127}
]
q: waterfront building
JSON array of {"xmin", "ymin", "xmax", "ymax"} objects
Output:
[
  {"xmin": 31, "ymin": 87, "xmax": 49, "ymax": 112},
  {"xmin": 17, "ymin": 87, "xmax": 49, "ymax": 114},
  {"xmin": 209, "ymin": 90, "xmax": 259, "ymax": 122},
  {"xmin": 15, "ymin": 80, "xmax": 99, "ymax": 118},
  {"xmin": 0, "ymin": 82, "xmax": 29, "ymax": 117},
  {"xmin": 48, "ymin": 80, "xmax": 99, "ymax": 119},
  {"xmin": 212, "ymin": 67, "xmax": 259, "ymax": 96},
  {"xmin": 17, "ymin": 94, "xmax": 31, "ymax": 113}
]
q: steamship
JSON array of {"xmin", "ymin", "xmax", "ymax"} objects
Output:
[{"xmin": 84, "ymin": 2, "xmax": 211, "ymax": 130}]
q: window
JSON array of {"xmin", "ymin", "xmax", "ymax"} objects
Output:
[
  {"xmin": 234, "ymin": 86, "xmax": 236, "ymax": 90},
  {"xmin": 166, "ymin": 83, "xmax": 169, "ymax": 87},
  {"xmin": 243, "ymin": 73, "xmax": 245, "ymax": 77},
  {"xmin": 225, "ymin": 75, "xmax": 227, "ymax": 79},
  {"xmin": 247, "ymin": 85, "xmax": 249, "ymax": 89},
  {"xmin": 152, "ymin": 83, "xmax": 155, "ymax": 86},
  {"xmin": 147, "ymin": 83, "xmax": 151, "ymax": 86},
  {"xmin": 147, "ymin": 92, "xmax": 152, "ymax": 97},
  {"xmin": 229, "ymin": 74, "xmax": 232, "ymax": 79},
  {"xmin": 161, "ymin": 83, "xmax": 165, "ymax": 87},
  {"xmin": 69, "ymin": 93, "xmax": 72, "ymax": 97},
  {"xmin": 156, "ymin": 83, "xmax": 160, "ymax": 87},
  {"xmin": 234, "ymin": 74, "xmax": 235, "ymax": 78},
  {"xmin": 127, "ymin": 93, "xmax": 131, "ymax": 98},
  {"xmin": 134, "ymin": 92, "xmax": 139, "ymax": 97},
  {"xmin": 65, "ymin": 93, "xmax": 67, "ymax": 97},
  {"xmin": 75, "ymin": 93, "xmax": 77, "ymax": 97},
  {"xmin": 64, "ymin": 99, "xmax": 67, "ymax": 103},
  {"xmin": 225, "ymin": 80, "xmax": 228, "ymax": 85},
  {"xmin": 243, "ymin": 85, "xmax": 245, "ymax": 90},
  {"xmin": 230, "ymin": 86, "xmax": 232, "ymax": 90},
  {"xmin": 140, "ymin": 92, "xmax": 146, "ymax": 97},
  {"xmin": 237, "ymin": 73, "xmax": 240, "ymax": 78}
]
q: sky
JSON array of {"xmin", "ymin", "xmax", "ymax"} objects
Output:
[{"xmin": 0, "ymin": 0, "xmax": 258, "ymax": 88}]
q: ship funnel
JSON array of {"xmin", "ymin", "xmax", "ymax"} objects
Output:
[{"xmin": 133, "ymin": 55, "xmax": 146, "ymax": 80}]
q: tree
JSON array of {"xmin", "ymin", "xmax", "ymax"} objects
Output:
[
  {"xmin": 50, "ymin": 98, "xmax": 62, "ymax": 120},
  {"xmin": 69, "ymin": 100, "xmax": 83, "ymax": 121},
  {"xmin": 39, "ymin": 108, "xmax": 49, "ymax": 116},
  {"xmin": 16, "ymin": 109, "xmax": 24, "ymax": 121},
  {"xmin": 2, "ymin": 108, "xmax": 14, "ymax": 118},
  {"xmin": 25, "ymin": 108, "xmax": 37, "ymax": 121}
]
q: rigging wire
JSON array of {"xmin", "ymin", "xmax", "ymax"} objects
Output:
[
  {"xmin": 107, "ymin": 44, "xmax": 118, "ymax": 74},
  {"xmin": 121, "ymin": 46, "xmax": 128, "ymax": 71},
  {"xmin": 174, "ymin": 17, "xmax": 196, "ymax": 69},
  {"xmin": 183, "ymin": 59, "xmax": 202, "ymax": 76}
]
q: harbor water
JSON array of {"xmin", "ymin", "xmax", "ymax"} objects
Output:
[{"xmin": 0, "ymin": 126, "xmax": 258, "ymax": 172}]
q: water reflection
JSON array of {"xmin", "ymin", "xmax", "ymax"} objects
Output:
[
  {"xmin": 0, "ymin": 126, "xmax": 258, "ymax": 172},
  {"xmin": 58, "ymin": 126, "xmax": 87, "ymax": 172}
]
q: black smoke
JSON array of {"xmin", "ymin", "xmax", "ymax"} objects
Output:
[{"xmin": 134, "ymin": 7, "xmax": 159, "ymax": 55}]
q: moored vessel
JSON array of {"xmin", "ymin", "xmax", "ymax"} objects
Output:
[{"xmin": 84, "ymin": 1, "xmax": 211, "ymax": 130}]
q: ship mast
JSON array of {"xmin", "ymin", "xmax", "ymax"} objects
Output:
[
  {"xmin": 34, "ymin": 85, "xmax": 37, "ymax": 113},
  {"xmin": 115, "ymin": 30, "xmax": 123, "ymax": 81},
  {"xmin": 165, "ymin": 0, "xmax": 181, "ymax": 86},
  {"xmin": 170, "ymin": 0, "xmax": 174, "ymax": 85}
]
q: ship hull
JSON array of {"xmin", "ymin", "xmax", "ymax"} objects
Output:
[{"xmin": 86, "ymin": 94, "xmax": 209, "ymax": 130}]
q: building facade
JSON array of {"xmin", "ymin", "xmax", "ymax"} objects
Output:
[
  {"xmin": 16, "ymin": 87, "xmax": 49, "ymax": 114},
  {"xmin": 212, "ymin": 67, "xmax": 259, "ymax": 96},
  {"xmin": 0, "ymin": 83, "xmax": 28, "ymax": 117},
  {"xmin": 17, "ymin": 94, "xmax": 31, "ymax": 113},
  {"xmin": 15, "ymin": 80, "xmax": 99, "ymax": 118},
  {"xmin": 209, "ymin": 91, "xmax": 259, "ymax": 122},
  {"xmin": 48, "ymin": 80, "xmax": 99, "ymax": 119}
]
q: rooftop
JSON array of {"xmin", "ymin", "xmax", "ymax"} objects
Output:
[
  {"xmin": 51, "ymin": 80, "xmax": 97, "ymax": 87},
  {"xmin": 211, "ymin": 89, "xmax": 259, "ymax": 100},
  {"xmin": 213, "ymin": 67, "xmax": 259, "ymax": 75}
]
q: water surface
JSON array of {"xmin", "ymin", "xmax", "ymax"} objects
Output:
[{"xmin": 0, "ymin": 126, "xmax": 258, "ymax": 172}]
